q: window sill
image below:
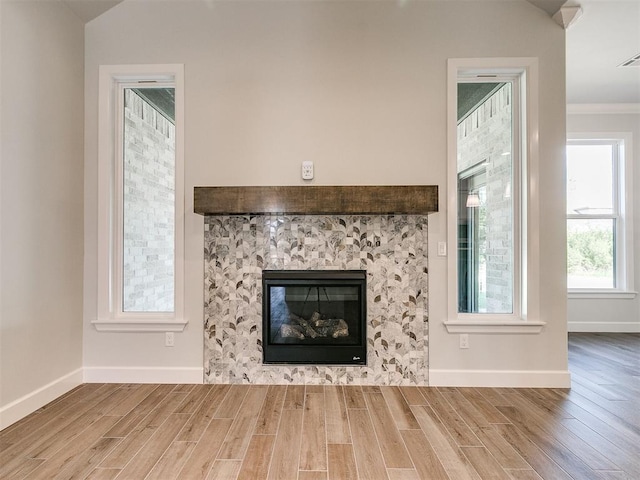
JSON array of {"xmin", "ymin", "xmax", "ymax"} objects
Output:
[
  {"xmin": 92, "ymin": 318, "xmax": 188, "ymax": 332},
  {"xmin": 444, "ymin": 319, "xmax": 546, "ymax": 334},
  {"xmin": 568, "ymin": 290, "xmax": 637, "ymax": 300}
]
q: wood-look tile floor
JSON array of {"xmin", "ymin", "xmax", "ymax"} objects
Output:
[{"xmin": 1, "ymin": 333, "xmax": 639, "ymax": 479}]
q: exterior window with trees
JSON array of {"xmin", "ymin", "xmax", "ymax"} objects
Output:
[{"xmin": 566, "ymin": 137, "xmax": 633, "ymax": 293}]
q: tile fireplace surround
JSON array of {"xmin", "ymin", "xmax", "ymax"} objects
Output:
[{"xmin": 198, "ymin": 186, "xmax": 437, "ymax": 386}]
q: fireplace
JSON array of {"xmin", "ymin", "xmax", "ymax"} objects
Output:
[
  {"xmin": 203, "ymin": 214, "xmax": 430, "ymax": 385},
  {"xmin": 200, "ymin": 187, "xmax": 436, "ymax": 384},
  {"xmin": 262, "ymin": 270, "xmax": 367, "ymax": 365}
]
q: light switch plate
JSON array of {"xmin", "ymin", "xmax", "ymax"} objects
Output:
[{"xmin": 302, "ymin": 161, "xmax": 314, "ymax": 180}]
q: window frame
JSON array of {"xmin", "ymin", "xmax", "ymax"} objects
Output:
[
  {"xmin": 566, "ymin": 133, "xmax": 636, "ymax": 299},
  {"xmin": 445, "ymin": 58, "xmax": 545, "ymax": 334},
  {"xmin": 93, "ymin": 64, "xmax": 186, "ymax": 332}
]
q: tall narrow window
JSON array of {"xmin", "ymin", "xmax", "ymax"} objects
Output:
[
  {"xmin": 447, "ymin": 58, "xmax": 544, "ymax": 333},
  {"xmin": 566, "ymin": 137, "xmax": 632, "ymax": 292},
  {"xmin": 121, "ymin": 87, "xmax": 176, "ymax": 313},
  {"xmin": 456, "ymin": 80, "xmax": 519, "ymax": 316},
  {"xmin": 95, "ymin": 65, "xmax": 185, "ymax": 331}
]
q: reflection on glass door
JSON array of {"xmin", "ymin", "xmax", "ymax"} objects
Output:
[{"xmin": 458, "ymin": 169, "xmax": 487, "ymax": 313}]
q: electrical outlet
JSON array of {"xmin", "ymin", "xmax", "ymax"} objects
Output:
[
  {"xmin": 165, "ymin": 332, "xmax": 175, "ymax": 347},
  {"xmin": 459, "ymin": 333, "xmax": 469, "ymax": 349}
]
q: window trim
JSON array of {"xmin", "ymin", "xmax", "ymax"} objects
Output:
[
  {"xmin": 93, "ymin": 64, "xmax": 186, "ymax": 332},
  {"xmin": 566, "ymin": 132, "xmax": 636, "ymax": 299},
  {"xmin": 445, "ymin": 58, "xmax": 545, "ymax": 334}
]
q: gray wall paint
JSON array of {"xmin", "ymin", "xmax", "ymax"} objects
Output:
[
  {"xmin": 1, "ymin": 1, "xmax": 84, "ymax": 410},
  {"xmin": 567, "ymin": 111, "xmax": 640, "ymax": 331},
  {"xmin": 83, "ymin": 1, "xmax": 568, "ymax": 383}
]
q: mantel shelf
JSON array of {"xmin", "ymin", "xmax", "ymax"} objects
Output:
[{"xmin": 194, "ymin": 185, "xmax": 438, "ymax": 216}]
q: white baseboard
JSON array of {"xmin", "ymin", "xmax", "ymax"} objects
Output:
[
  {"xmin": 83, "ymin": 366, "xmax": 204, "ymax": 384},
  {"xmin": 568, "ymin": 322, "xmax": 640, "ymax": 333},
  {"xmin": 429, "ymin": 369, "xmax": 572, "ymax": 388},
  {"xmin": 0, "ymin": 368, "xmax": 83, "ymax": 430}
]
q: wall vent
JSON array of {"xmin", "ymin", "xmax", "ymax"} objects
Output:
[{"xmin": 618, "ymin": 53, "xmax": 640, "ymax": 67}]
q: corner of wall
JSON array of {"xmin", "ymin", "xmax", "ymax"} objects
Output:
[{"xmin": 0, "ymin": 369, "xmax": 83, "ymax": 430}]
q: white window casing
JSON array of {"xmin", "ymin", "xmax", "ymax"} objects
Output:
[
  {"xmin": 93, "ymin": 64, "xmax": 186, "ymax": 332},
  {"xmin": 567, "ymin": 132, "xmax": 636, "ymax": 300},
  {"xmin": 445, "ymin": 58, "xmax": 545, "ymax": 334}
]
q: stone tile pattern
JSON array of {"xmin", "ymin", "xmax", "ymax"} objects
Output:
[{"xmin": 204, "ymin": 215, "xmax": 429, "ymax": 385}]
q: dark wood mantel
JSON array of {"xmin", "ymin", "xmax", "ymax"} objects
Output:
[{"xmin": 194, "ymin": 185, "xmax": 438, "ymax": 216}]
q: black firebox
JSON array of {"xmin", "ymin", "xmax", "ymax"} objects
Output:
[{"xmin": 261, "ymin": 270, "xmax": 367, "ymax": 365}]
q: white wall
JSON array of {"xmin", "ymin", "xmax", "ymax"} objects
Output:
[
  {"xmin": 567, "ymin": 110, "xmax": 640, "ymax": 331},
  {"xmin": 84, "ymin": 0, "xmax": 569, "ymax": 386},
  {"xmin": 0, "ymin": 1, "xmax": 85, "ymax": 428}
]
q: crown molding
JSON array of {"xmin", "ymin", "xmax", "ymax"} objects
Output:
[{"xmin": 567, "ymin": 104, "xmax": 640, "ymax": 115}]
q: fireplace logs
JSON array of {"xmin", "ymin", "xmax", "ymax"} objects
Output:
[{"xmin": 280, "ymin": 313, "xmax": 349, "ymax": 340}]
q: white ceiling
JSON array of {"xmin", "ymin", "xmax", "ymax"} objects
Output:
[
  {"xmin": 61, "ymin": 0, "xmax": 640, "ymax": 105},
  {"xmin": 565, "ymin": 0, "xmax": 640, "ymax": 105}
]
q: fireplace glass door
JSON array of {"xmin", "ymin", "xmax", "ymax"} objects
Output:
[{"xmin": 262, "ymin": 270, "xmax": 367, "ymax": 365}]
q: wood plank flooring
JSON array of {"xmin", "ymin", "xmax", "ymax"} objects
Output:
[{"xmin": 1, "ymin": 333, "xmax": 638, "ymax": 479}]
